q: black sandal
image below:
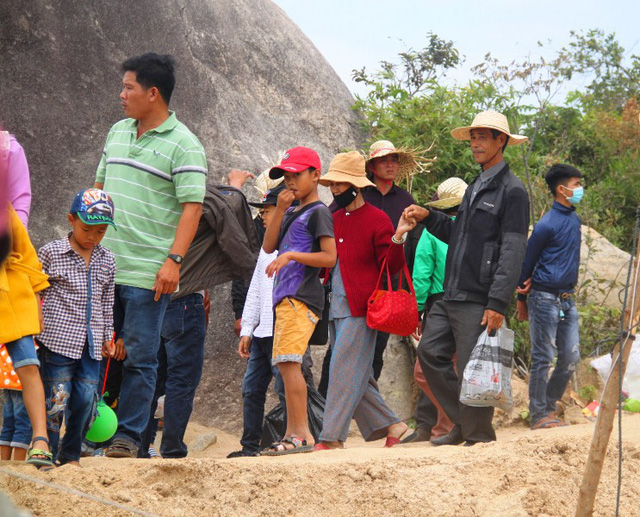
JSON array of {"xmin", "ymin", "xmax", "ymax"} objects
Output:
[{"xmin": 261, "ymin": 436, "xmax": 314, "ymax": 456}]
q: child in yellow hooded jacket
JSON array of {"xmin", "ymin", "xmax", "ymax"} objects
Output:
[{"xmin": 0, "ymin": 204, "xmax": 54, "ymax": 468}]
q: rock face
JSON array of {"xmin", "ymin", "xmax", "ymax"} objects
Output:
[
  {"xmin": 578, "ymin": 225, "xmax": 632, "ymax": 309},
  {"xmin": 0, "ymin": 0, "xmax": 362, "ymax": 432}
]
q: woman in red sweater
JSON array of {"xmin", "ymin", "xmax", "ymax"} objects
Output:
[{"xmin": 314, "ymin": 152, "xmax": 415, "ymax": 451}]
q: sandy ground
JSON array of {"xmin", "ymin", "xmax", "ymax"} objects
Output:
[{"xmin": 1, "ymin": 412, "xmax": 639, "ymax": 517}]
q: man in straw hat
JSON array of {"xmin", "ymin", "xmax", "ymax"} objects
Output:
[
  {"xmin": 364, "ymin": 141, "xmax": 418, "ymax": 380},
  {"xmin": 405, "ymin": 111, "xmax": 530, "ymax": 445}
]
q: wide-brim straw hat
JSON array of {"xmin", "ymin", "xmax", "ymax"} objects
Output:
[
  {"xmin": 426, "ymin": 177, "xmax": 469, "ymax": 210},
  {"xmin": 451, "ymin": 111, "xmax": 528, "ymax": 146},
  {"xmin": 365, "ymin": 140, "xmax": 419, "ymax": 178},
  {"xmin": 319, "ymin": 151, "xmax": 375, "ymax": 189}
]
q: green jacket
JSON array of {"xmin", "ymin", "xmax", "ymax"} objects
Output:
[{"xmin": 413, "ymin": 219, "xmax": 451, "ymax": 311}]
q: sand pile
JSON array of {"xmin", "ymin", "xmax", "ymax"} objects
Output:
[{"xmin": 1, "ymin": 414, "xmax": 639, "ymax": 516}]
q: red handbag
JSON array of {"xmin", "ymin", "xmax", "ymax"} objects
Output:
[{"xmin": 366, "ymin": 257, "xmax": 419, "ymax": 336}]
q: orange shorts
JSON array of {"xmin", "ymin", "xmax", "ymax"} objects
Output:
[{"xmin": 272, "ymin": 298, "xmax": 318, "ymax": 365}]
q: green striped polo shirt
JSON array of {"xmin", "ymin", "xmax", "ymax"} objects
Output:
[{"xmin": 95, "ymin": 111, "xmax": 207, "ymax": 290}]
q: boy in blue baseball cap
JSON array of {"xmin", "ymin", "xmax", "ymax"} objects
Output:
[{"xmin": 36, "ymin": 188, "xmax": 117, "ymax": 465}]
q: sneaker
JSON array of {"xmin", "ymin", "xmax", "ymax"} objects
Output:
[
  {"xmin": 226, "ymin": 450, "xmax": 259, "ymax": 458},
  {"xmin": 105, "ymin": 438, "xmax": 139, "ymax": 458}
]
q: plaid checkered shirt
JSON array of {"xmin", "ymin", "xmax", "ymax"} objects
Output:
[{"xmin": 37, "ymin": 236, "xmax": 115, "ymax": 360}]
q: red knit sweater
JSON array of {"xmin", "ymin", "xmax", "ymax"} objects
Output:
[{"xmin": 333, "ymin": 202, "xmax": 406, "ymax": 317}]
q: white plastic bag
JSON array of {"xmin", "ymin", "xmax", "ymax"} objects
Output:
[
  {"xmin": 590, "ymin": 338, "xmax": 640, "ymax": 399},
  {"xmin": 460, "ymin": 327, "xmax": 514, "ymax": 412}
]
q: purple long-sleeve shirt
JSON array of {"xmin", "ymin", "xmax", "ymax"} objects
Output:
[{"xmin": 6, "ymin": 134, "xmax": 32, "ymax": 227}]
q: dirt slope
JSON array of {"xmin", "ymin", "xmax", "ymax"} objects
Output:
[{"xmin": 1, "ymin": 414, "xmax": 639, "ymax": 516}]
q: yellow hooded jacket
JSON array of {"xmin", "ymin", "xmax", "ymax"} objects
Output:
[{"xmin": 0, "ymin": 205, "xmax": 49, "ymax": 343}]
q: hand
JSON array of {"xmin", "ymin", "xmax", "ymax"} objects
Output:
[
  {"xmin": 403, "ymin": 205, "xmax": 429, "ymax": 222},
  {"xmin": 410, "ymin": 316, "xmax": 423, "ymax": 341},
  {"xmin": 101, "ymin": 340, "xmax": 115, "ymax": 358},
  {"xmin": 481, "ymin": 309, "xmax": 504, "ymax": 335},
  {"xmin": 227, "ymin": 169, "xmax": 255, "ymax": 189},
  {"xmin": 237, "ymin": 336, "xmax": 251, "ymax": 359},
  {"xmin": 266, "ymin": 252, "xmax": 292, "ymax": 278},
  {"xmin": 204, "ymin": 290, "xmax": 211, "ymax": 328},
  {"xmin": 517, "ymin": 300, "xmax": 529, "ymax": 321},
  {"xmin": 113, "ymin": 338, "xmax": 127, "ymax": 361},
  {"xmin": 234, "ymin": 318, "xmax": 242, "ymax": 337},
  {"xmin": 152, "ymin": 259, "xmax": 181, "ymax": 301},
  {"xmin": 395, "ymin": 214, "xmax": 417, "ymax": 240},
  {"xmin": 276, "ymin": 189, "xmax": 296, "ymax": 212},
  {"xmin": 516, "ymin": 277, "xmax": 532, "ymax": 296}
]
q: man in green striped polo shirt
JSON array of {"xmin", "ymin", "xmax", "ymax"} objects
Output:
[{"xmin": 94, "ymin": 53, "xmax": 207, "ymax": 458}]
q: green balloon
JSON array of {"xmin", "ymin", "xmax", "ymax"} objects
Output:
[
  {"xmin": 85, "ymin": 398, "xmax": 118, "ymax": 442},
  {"xmin": 623, "ymin": 399, "xmax": 640, "ymax": 413}
]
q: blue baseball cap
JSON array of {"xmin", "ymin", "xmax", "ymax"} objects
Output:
[
  {"xmin": 248, "ymin": 182, "xmax": 299, "ymax": 208},
  {"xmin": 70, "ymin": 188, "xmax": 116, "ymax": 228}
]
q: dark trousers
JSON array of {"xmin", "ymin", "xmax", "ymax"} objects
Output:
[
  {"xmin": 414, "ymin": 391, "xmax": 437, "ymax": 432},
  {"xmin": 372, "ymin": 332, "xmax": 390, "ymax": 381},
  {"xmin": 140, "ymin": 293, "xmax": 206, "ymax": 458},
  {"xmin": 417, "ymin": 299, "xmax": 496, "ymax": 442},
  {"xmin": 414, "ymin": 292, "xmax": 445, "ymax": 432},
  {"xmin": 240, "ymin": 336, "xmax": 285, "ymax": 454}
]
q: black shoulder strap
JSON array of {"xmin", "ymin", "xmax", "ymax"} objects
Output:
[{"xmin": 279, "ymin": 201, "xmax": 324, "ymax": 243}]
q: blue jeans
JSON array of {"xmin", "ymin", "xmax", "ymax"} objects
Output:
[
  {"xmin": 41, "ymin": 346, "xmax": 100, "ymax": 462},
  {"xmin": 113, "ymin": 284, "xmax": 170, "ymax": 447},
  {"xmin": 241, "ymin": 336, "xmax": 285, "ymax": 454},
  {"xmin": 139, "ymin": 293, "xmax": 206, "ymax": 458},
  {"xmin": 528, "ymin": 289, "xmax": 580, "ymax": 424},
  {"xmin": 0, "ymin": 390, "xmax": 32, "ymax": 449},
  {"xmin": 4, "ymin": 336, "xmax": 39, "ymax": 369}
]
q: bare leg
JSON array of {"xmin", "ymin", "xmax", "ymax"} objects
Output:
[
  {"xmin": 15, "ymin": 365, "xmax": 50, "ymax": 454},
  {"xmin": 387, "ymin": 421, "xmax": 409, "ymax": 440},
  {"xmin": 277, "ymin": 362, "xmax": 314, "ymax": 445},
  {"xmin": 0, "ymin": 445, "xmax": 11, "ymax": 461},
  {"xmin": 13, "ymin": 448, "xmax": 27, "ymax": 461}
]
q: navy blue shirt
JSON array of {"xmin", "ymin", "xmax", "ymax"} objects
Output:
[
  {"xmin": 518, "ymin": 201, "xmax": 581, "ymax": 296},
  {"xmin": 362, "ymin": 184, "xmax": 415, "ymax": 230}
]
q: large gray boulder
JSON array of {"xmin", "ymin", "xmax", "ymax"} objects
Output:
[
  {"xmin": 0, "ymin": 0, "xmax": 362, "ymax": 432},
  {"xmin": 578, "ymin": 225, "xmax": 632, "ymax": 309}
]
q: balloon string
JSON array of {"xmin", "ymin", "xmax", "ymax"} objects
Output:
[
  {"xmin": 101, "ymin": 334, "xmax": 114, "ymax": 396},
  {"xmin": 101, "ymin": 356, "xmax": 111, "ymax": 396}
]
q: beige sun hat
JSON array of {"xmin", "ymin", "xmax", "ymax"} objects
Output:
[
  {"xmin": 365, "ymin": 140, "xmax": 419, "ymax": 178},
  {"xmin": 319, "ymin": 151, "xmax": 376, "ymax": 189},
  {"xmin": 451, "ymin": 111, "xmax": 528, "ymax": 146},
  {"xmin": 426, "ymin": 177, "xmax": 469, "ymax": 210}
]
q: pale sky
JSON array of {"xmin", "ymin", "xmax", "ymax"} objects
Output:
[{"xmin": 273, "ymin": 0, "xmax": 639, "ymax": 98}]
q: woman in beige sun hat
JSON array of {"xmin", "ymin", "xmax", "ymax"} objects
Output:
[{"xmin": 315, "ymin": 151, "xmax": 416, "ymax": 451}]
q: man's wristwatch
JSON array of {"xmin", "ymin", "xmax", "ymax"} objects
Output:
[{"xmin": 167, "ymin": 253, "xmax": 184, "ymax": 265}]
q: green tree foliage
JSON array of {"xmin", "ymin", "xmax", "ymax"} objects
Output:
[{"xmin": 353, "ymin": 30, "xmax": 639, "ymax": 364}]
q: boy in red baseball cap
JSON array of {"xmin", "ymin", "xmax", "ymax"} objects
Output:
[{"xmin": 261, "ymin": 147, "xmax": 336, "ymax": 455}]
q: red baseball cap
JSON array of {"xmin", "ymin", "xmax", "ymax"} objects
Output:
[{"xmin": 269, "ymin": 146, "xmax": 322, "ymax": 179}]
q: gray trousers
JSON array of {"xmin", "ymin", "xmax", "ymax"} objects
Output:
[{"xmin": 417, "ymin": 299, "xmax": 496, "ymax": 442}]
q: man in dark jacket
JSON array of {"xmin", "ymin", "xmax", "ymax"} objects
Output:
[
  {"xmin": 405, "ymin": 111, "xmax": 530, "ymax": 445},
  {"xmin": 516, "ymin": 164, "xmax": 582, "ymax": 430}
]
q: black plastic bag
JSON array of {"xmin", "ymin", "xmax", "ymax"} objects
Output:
[{"xmin": 260, "ymin": 383, "xmax": 325, "ymax": 449}]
